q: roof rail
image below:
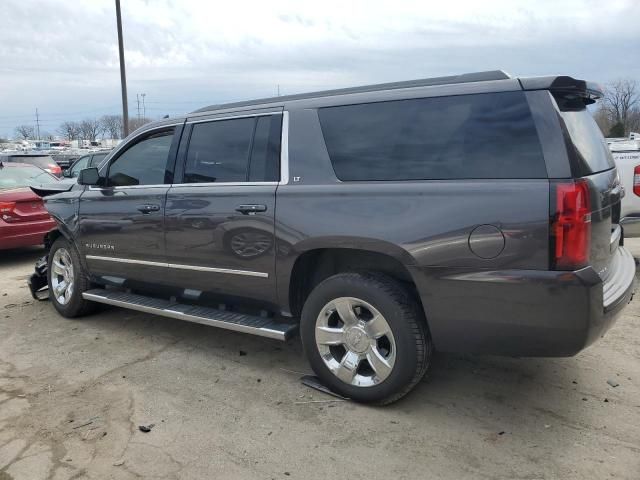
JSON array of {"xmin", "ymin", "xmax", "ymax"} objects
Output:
[{"xmin": 193, "ymin": 70, "xmax": 511, "ymax": 113}]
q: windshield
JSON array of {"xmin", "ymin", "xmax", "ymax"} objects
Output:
[{"xmin": 0, "ymin": 165, "xmax": 57, "ymax": 189}]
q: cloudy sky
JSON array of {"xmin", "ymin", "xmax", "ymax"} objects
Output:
[{"xmin": 0, "ymin": 0, "xmax": 638, "ymax": 138}]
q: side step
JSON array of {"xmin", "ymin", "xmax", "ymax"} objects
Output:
[{"xmin": 82, "ymin": 289, "xmax": 298, "ymax": 341}]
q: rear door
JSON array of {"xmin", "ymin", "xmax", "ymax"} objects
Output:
[
  {"xmin": 77, "ymin": 126, "xmax": 181, "ymax": 284},
  {"xmin": 164, "ymin": 110, "xmax": 282, "ymax": 304}
]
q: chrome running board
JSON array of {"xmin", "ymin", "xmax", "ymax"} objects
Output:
[{"xmin": 82, "ymin": 288, "xmax": 297, "ymax": 341}]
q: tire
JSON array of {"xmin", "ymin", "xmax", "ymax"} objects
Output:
[
  {"xmin": 300, "ymin": 272, "xmax": 432, "ymax": 405},
  {"xmin": 48, "ymin": 236, "xmax": 96, "ymax": 318}
]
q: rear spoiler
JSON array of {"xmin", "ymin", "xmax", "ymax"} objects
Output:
[
  {"xmin": 519, "ymin": 75, "xmax": 603, "ymax": 104},
  {"xmin": 30, "ymin": 183, "xmax": 74, "ymax": 198}
]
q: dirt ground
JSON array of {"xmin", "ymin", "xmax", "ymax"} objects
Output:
[{"xmin": 0, "ymin": 243, "xmax": 639, "ymax": 480}]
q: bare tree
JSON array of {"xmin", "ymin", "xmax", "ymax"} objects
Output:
[
  {"xmin": 128, "ymin": 117, "xmax": 152, "ymax": 132},
  {"xmin": 57, "ymin": 121, "xmax": 80, "ymax": 141},
  {"xmin": 79, "ymin": 118, "xmax": 101, "ymax": 142},
  {"xmin": 593, "ymin": 104, "xmax": 612, "ymax": 135},
  {"xmin": 99, "ymin": 115, "xmax": 123, "ymax": 140},
  {"xmin": 14, "ymin": 125, "xmax": 35, "ymax": 140},
  {"xmin": 603, "ymin": 79, "xmax": 639, "ymax": 135}
]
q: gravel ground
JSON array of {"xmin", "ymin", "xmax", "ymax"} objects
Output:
[{"xmin": 0, "ymin": 243, "xmax": 639, "ymax": 480}]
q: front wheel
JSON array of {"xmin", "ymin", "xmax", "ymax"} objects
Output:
[
  {"xmin": 48, "ymin": 237, "xmax": 96, "ymax": 318},
  {"xmin": 300, "ymin": 272, "xmax": 432, "ymax": 405}
]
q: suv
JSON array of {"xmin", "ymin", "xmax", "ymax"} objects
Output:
[{"xmin": 31, "ymin": 71, "xmax": 636, "ymax": 404}]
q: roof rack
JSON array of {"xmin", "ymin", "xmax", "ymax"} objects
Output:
[{"xmin": 193, "ymin": 70, "xmax": 511, "ymax": 113}]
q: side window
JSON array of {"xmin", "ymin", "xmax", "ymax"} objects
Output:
[
  {"xmin": 108, "ymin": 129, "xmax": 174, "ymax": 186},
  {"xmin": 90, "ymin": 153, "xmax": 107, "ymax": 167},
  {"xmin": 318, "ymin": 92, "xmax": 546, "ymax": 181},
  {"xmin": 248, "ymin": 116, "xmax": 281, "ymax": 182},
  {"xmin": 70, "ymin": 156, "xmax": 90, "ymax": 177},
  {"xmin": 183, "ymin": 115, "xmax": 281, "ymax": 184}
]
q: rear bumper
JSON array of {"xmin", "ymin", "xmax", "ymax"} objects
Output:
[
  {"xmin": 0, "ymin": 219, "xmax": 56, "ymax": 250},
  {"xmin": 409, "ymin": 246, "xmax": 637, "ymax": 357},
  {"xmin": 621, "ymin": 214, "xmax": 640, "ymax": 238}
]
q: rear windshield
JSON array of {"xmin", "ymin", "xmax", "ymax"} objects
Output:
[
  {"xmin": 554, "ymin": 98, "xmax": 615, "ymax": 176},
  {"xmin": 0, "ymin": 165, "xmax": 57, "ymax": 189},
  {"xmin": 318, "ymin": 91, "xmax": 546, "ymax": 181},
  {"xmin": 6, "ymin": 156, "xmax": 54, "ymax": 169}
]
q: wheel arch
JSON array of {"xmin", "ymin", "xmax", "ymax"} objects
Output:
[{"xmin": 282, "ymin": 242, "xmax": 423, "ymax": 319}]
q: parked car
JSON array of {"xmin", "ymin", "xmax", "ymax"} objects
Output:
[
  {"xmin": 63, "ymin": 152, "xmax": 109, "ymax": 179},
  {"xmin": 608, "ymin": 140, "xmax": 640, "ymax": 237},
  {"xmin": 0, "ymin": 153, "xmax": 62, "ymax": 177},
  {"xmin": 0, "ymin": 162, "xmax": 57, "ymax": 249},
  {"xmin": 30, "ymin": 71, "xmax": 636, "ymax": 404}
]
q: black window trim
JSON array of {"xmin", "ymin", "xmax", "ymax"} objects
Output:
[
  {"xmin": 173, "ymin": 111, "xmax": 283, "ymax": 187},
  {"xmin": 93, "ymin": 124, "xmax": 181, "ymax": 190}
]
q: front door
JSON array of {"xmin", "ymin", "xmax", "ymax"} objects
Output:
[
  {"xmin": 164, "ymin": 111, "xmax": 282, "ymax": 304},
  {"xmin": 77, "ymin": 126, "xmax": 180, "ymax": 284}
]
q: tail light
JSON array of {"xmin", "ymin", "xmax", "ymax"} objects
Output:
[
  {"xmin": 0, "ymin": 199, "xmax": 47, "ymax": 223},
  {"xmin": 46, "ymin": 164, "xmax": 62, "ymax": 176},
  {"xmin": 551, "ymin": 179, "xmax": 591, "ymax": 270},
  {"xmin": 633, "ymin": 166, "xmax": 640, "ymax": 196},
  {"xmin": 0, "ymin": 201, "xmax": 18, "ymax": 223}
]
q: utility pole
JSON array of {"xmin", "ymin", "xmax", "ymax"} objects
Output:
[
  {"xmin": 115, "ymin": 0, "xmax": 129, "ymax": 138},
  {"xmin": 35, "ymin": 108, "xmax": 41, "ymax": 141},
  {"xmin": 136, "ymin": 93, "xmax": 141, "ymax": 122},
  {"xmin": 141, "ymin": 93, "xmax": 146, "ymax": 120}
]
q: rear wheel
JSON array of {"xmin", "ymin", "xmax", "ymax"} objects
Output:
[
  {"xmin": 300, "ymin": 272, "xmax": 431, "ymax": 405},
  {"xmin": 48, "ymin": 237, "xmax": 96, "ymax": 318}
]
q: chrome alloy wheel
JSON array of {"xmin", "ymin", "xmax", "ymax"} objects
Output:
[
  {"xmin": 315, "ymin": 297, "xmax": 396, "ymax": 387},
  {"xmin": 51, "ymin": 248, "xmax": 74, "ymax": 305}
]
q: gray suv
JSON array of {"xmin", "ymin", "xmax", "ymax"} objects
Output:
[{"xmin": 31, "ymin": 71, "xmax": 637, "ymax": 404}]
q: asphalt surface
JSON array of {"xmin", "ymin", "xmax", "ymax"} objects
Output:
[{"xmin": 0, "ymin": 244, "xmax": 639, "ymax": 479}]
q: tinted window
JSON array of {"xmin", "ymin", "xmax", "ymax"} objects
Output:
[
  {"xmin": 184, "ymin": 115, "xmax": 281, "ymax": 183},
  {"xmin": 70, "ymin": 156, "xmax": 90, "ymax": 177},
  {"xmin": 90, "ymin": 153, "xmax": 108, "ymax": 167},
  {"xmin": 108, "ymin": 130, "xmax": 174, "ymax": 186},
  {"xmin": 318, "ymin": 92, "xmax": 546, "ymax": 181},
  {"xmin": 185, "ymin": 118, "xmax": 254, "ymax": 183},
  {"xmin": 555, "ymin": 101, "xmax": 614, "ymax": 175},
  {"xmin": 248, "ymin": 116, "xmax": 281, "ymax": 182}
]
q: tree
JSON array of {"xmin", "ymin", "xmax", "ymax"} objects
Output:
[
  {"xmin": 128, "ymin": 117, "xmax": 152, "ymax": 132},
  {"xmin": 15, "ymin": 125, "xmax": 35, "ymax": 140},
  {"xmin": 58, "ymin": 121, "xmax": 80, "ymax": 141},
  {"xmin": 608, "ymin": 121, "xmax": 626, "ymax": 138},
  {"xmin": 99, "ymin": 115, "xmax": 123, "ymax": 139},
  {"xmin": 603, "ymin": 79, "xmax": 639, "ymax": 135},
  {"xmin": 40, "ymin": 131, "xmax": 54, "ymax": 141},
  {"xmin": 78, "ymin": 118, "xmax": 101, "ymax": 142}
]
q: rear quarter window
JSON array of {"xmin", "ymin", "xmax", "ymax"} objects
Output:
[
  {"xmin": 318, "ymin": 91, "xmax": 546, "ymax": 181},
  {"xmin": 553, "ymin": 98, "xmax": 615, "ymax": 176}
]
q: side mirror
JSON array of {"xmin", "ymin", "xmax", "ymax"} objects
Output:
[
  {"xmin": 62, "ymin": 169, "xmax": 71, "ymax": 178},
  {"xmin": 78, "ymin": 167, "xmax": 101, "ymax": 186}
]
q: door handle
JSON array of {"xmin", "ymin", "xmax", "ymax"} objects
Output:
[
  {"xmin": 235, "ymin": 204, "xmax": 267, "ymax": 214},
  {"xmin": 137, "ymin": 204, "xmax": 160, "ymax": 214}
]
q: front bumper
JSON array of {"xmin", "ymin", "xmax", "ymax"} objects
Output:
[
  {"xmin": 28, "ymin": 255, "xmax": 49, "ymax": 300},
  {"xmin": 409, "ymin": 246, "xmax": 637, "ymax": 357}
]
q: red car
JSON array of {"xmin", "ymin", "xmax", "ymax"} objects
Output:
[{"xmin": 0, "ymin": 162, "xmax": 57, "ymax": 250}]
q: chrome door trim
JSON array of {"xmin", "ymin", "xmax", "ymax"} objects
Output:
[
  {"xmin": 169, "ymin": 182, "xmax": 279, "ymax": 188},
  {"xmin": 85, "ymin": 255, "xmax": 269, "ymax": 278},
  {"xmin": 186, "ymin": 111, "xmax": 282, "ymax": 125},
  {"xmin": 280, "ymin": 111, "xmax": 289, "ymax": 184}
]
